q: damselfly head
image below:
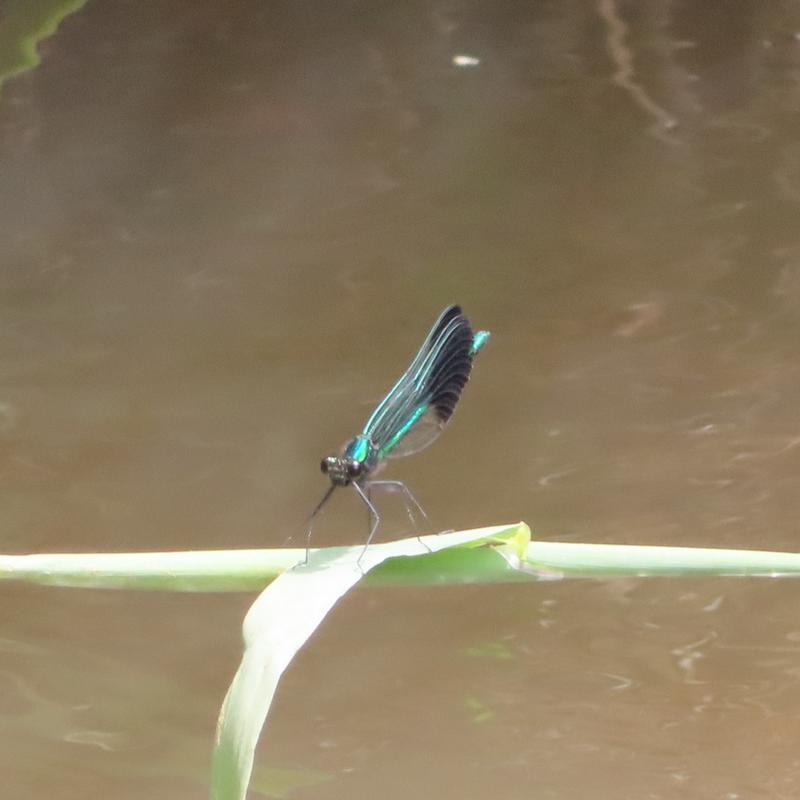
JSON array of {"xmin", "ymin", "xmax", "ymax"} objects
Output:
[{"xmin": 320, "ymin": 455, "xmax": 364, "ymax": 487}]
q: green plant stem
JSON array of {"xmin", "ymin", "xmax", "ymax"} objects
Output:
[{"xmin": 1, "ymin": 527, "xmax": 800, "ymax": 593}]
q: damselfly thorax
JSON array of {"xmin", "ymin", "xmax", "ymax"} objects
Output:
[{"xmin": 320, "ymin": 435, "xmax": 379, "ymax": 487}]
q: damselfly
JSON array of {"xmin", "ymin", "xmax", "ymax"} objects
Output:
[{"xmin": 306, "ymin": 304, "xmax": 490, "ymax": 561}]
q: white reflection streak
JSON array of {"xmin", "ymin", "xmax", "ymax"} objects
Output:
[
  {"xmin": 452, "ymin": 54, "xmax": 480, "ymax": 67},
  {"xmin": 729, "ymin": 435, "xmax": 800, "ymax": 463},
  {"xmin": 597, "ymin": 671, "xmax": 638, "ymax": 692},
  {"xmin": 63, "ymin": 729, "xmax": 126, "ymax": 752},
  {"xmin": 671, "ymin": 631, "xmax": 717, "ymax": 683},
  {"xmin": 597, "ymin": 0, "xmax": 677, "ymax": 135},
  {"xmin": 537, "ymin": 467, "xmax": 578, "ymax": 487},
  {"xmin": 702, "ymin": 595, "xmax": 724, "ymax": 612}
]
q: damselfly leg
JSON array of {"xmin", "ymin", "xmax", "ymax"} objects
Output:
[
  {"xmin": 365, "ymin": 480, "xmax": 427, "ymax": 527},
  {"xmin": 362, "ymin": 479, "xmax": 432, "ymax": 552},
  {"xmin": 302, "ymin": 480, "xmax": 431, "ymax": 569},
  {"xmin": 303, "ymin": 485, "xmax": 336, "ymax": 565},
  {"xmin": 352, "ymin": 481, "xmax": 381, "ymax": 568},
  {"xmin": 364, "ymin": 483, "xmax": 373, "ymax": 537}
]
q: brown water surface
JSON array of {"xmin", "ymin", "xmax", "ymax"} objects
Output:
[{"xmin": 3, "ymin": 1, "xmax": 800, "ymax": 797}]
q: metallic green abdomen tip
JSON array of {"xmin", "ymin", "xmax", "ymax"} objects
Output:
[{"xmin": 471, "ymin": 330, "xmax": 491, "ymax": 355}]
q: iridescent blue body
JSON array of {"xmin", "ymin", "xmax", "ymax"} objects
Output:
[{"xmin": 307, "ymin": 304, "xmax": 489, "ymax": 560}]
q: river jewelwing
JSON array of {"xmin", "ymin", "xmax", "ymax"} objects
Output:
[{"xmin": 306, "ymin": 304, "xmax": 490, "ymax": 560}]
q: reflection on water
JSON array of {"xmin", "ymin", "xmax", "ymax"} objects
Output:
[{"xmin": 3, "ymin": 0, "xmax": 800, "ymax": 797}]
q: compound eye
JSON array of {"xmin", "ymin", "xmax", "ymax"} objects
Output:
[
  {"xmin": 320, "ymin": 457, "xmax": 331, "ymax": 474},
  {"xmin": 346, "ymin": 460, "xmax": 361, "ymax": 478}
]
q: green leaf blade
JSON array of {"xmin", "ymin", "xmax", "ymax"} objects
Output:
[{"xmin": 211, "ymin": 525, "xmax": 524, "ymax": 800}]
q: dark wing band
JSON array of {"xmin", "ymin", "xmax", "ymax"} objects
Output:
[{"xmin": 362, "ymin": 305, "xmax": 478, "ymax": 457}]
